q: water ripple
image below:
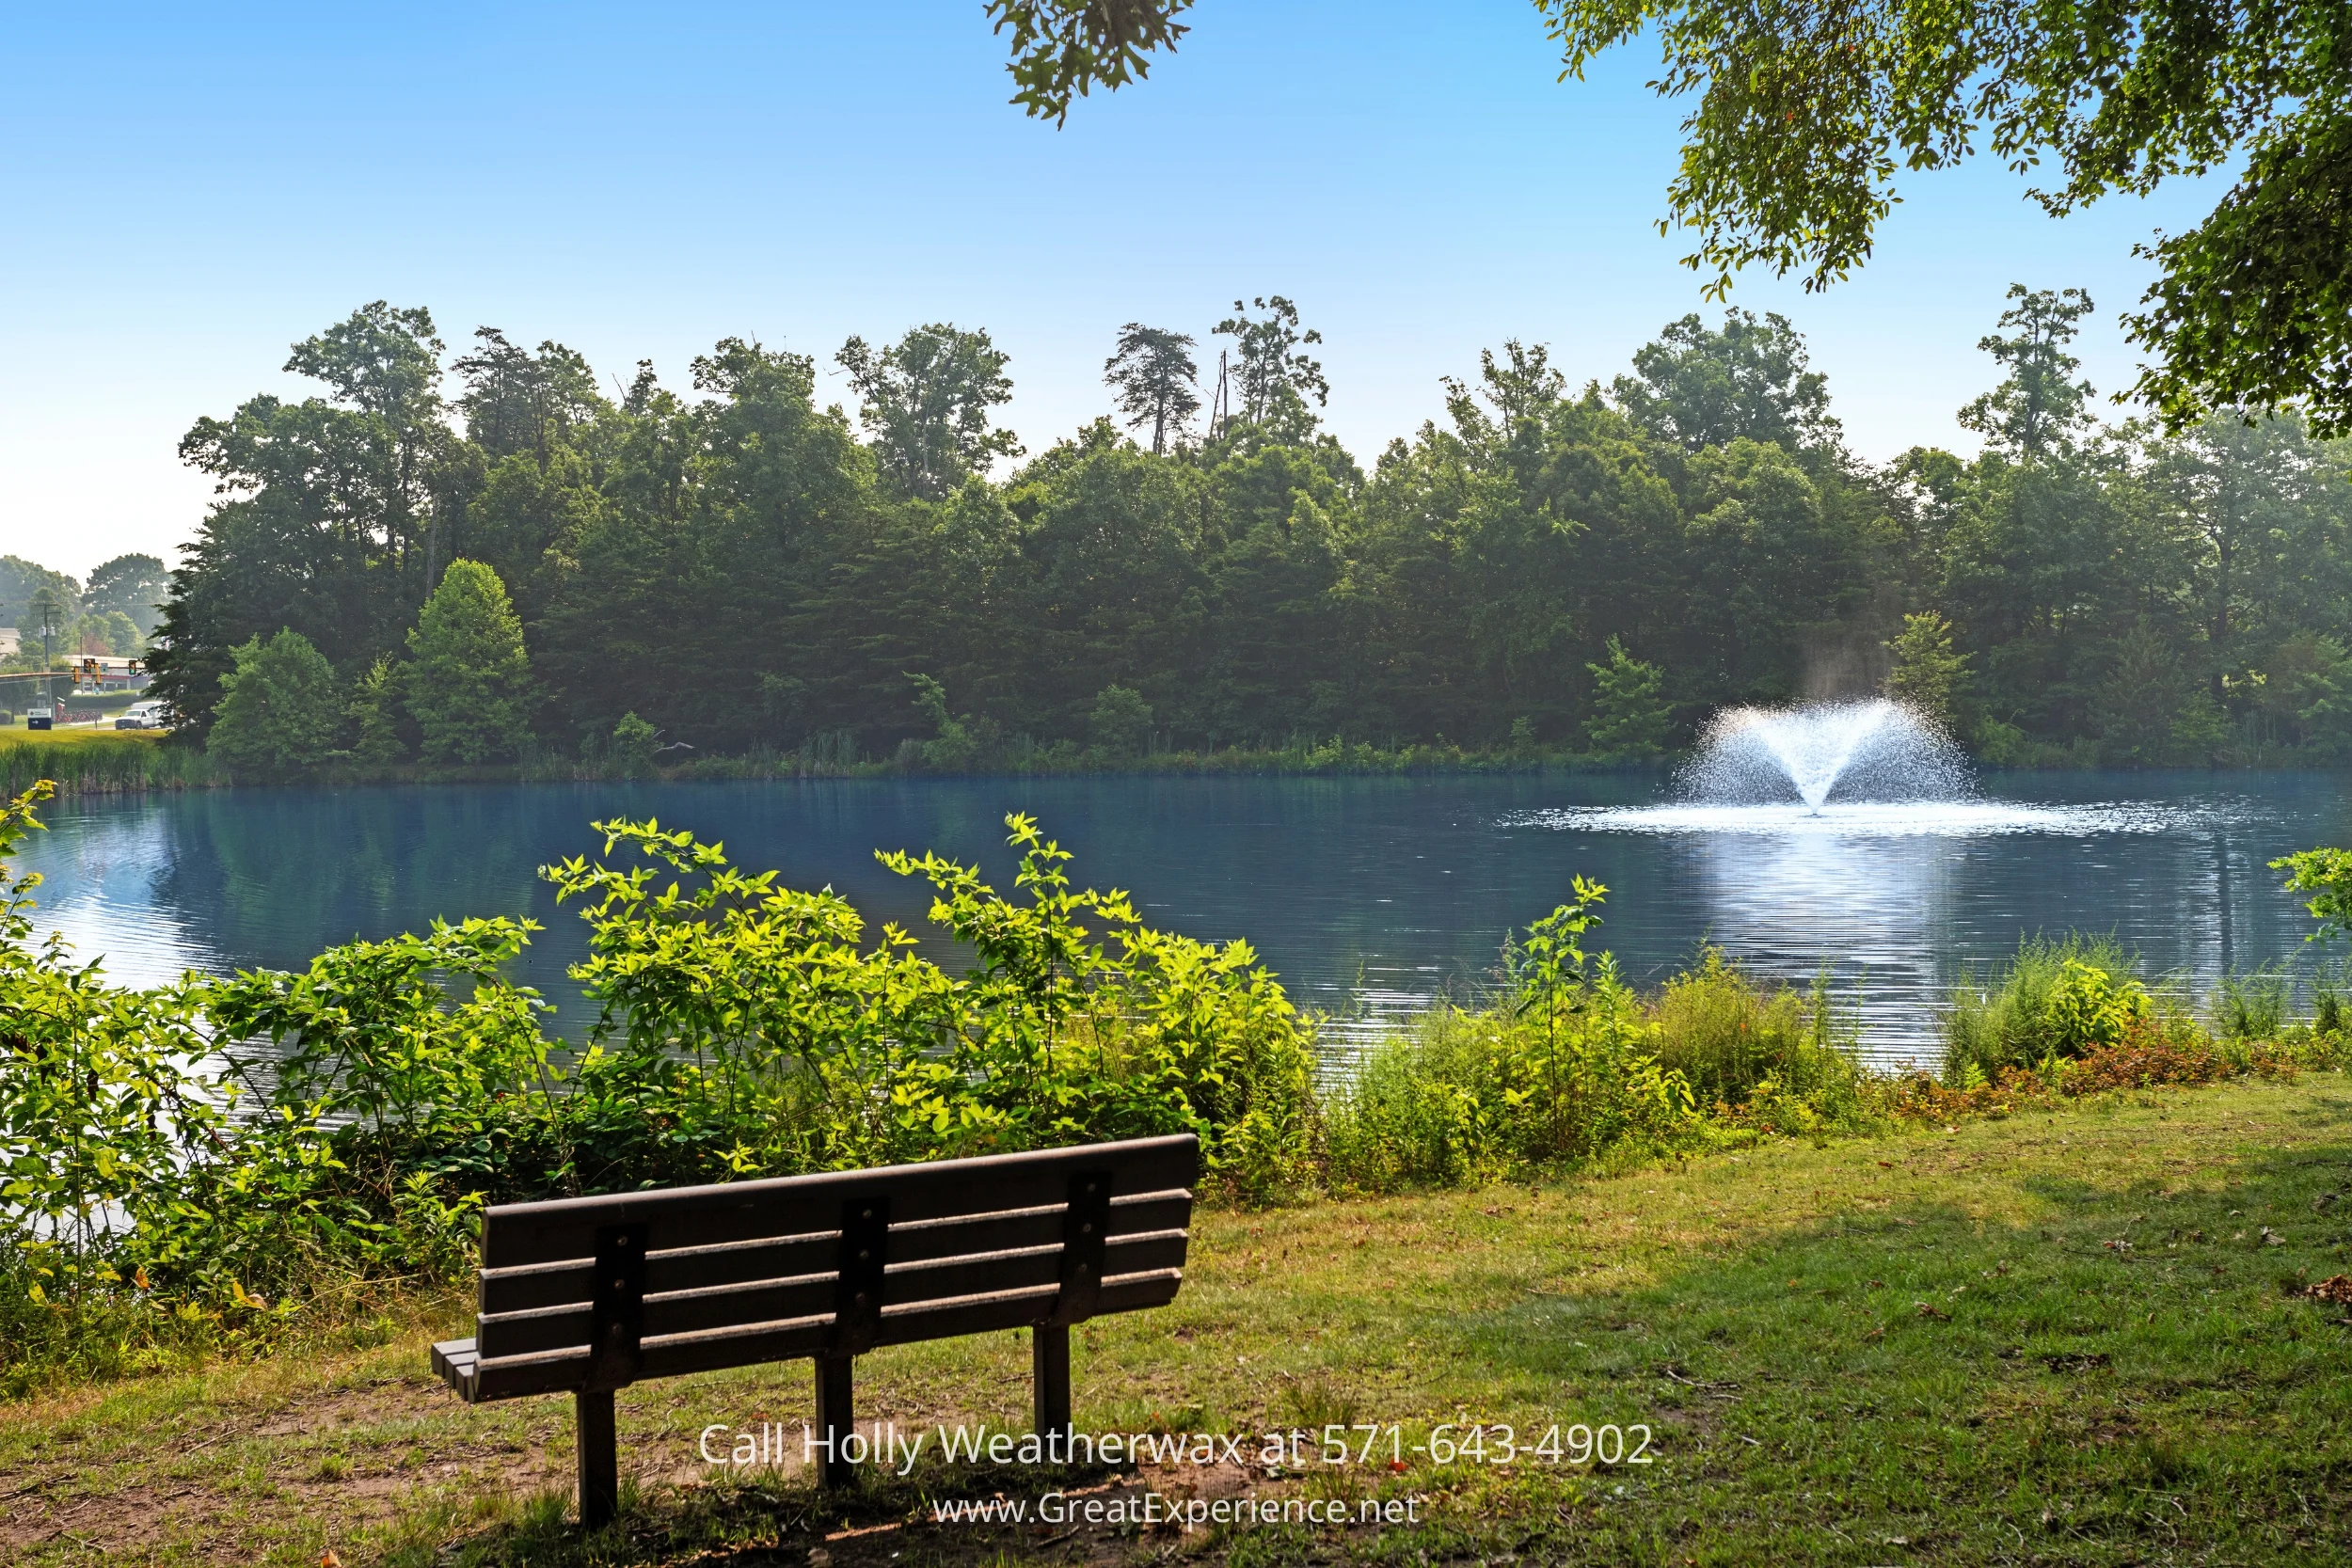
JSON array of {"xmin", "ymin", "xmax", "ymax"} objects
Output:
[{"xmin": 1500, "ymin": 800, "xmax": 2219, "ymax": 837}]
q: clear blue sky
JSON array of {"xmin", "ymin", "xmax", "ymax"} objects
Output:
[{"xmin": 1, "ymin": 1, "xmax": 2221, "ymax": 578}]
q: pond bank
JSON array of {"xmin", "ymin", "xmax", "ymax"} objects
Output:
[{"xmin": 7, "ymin": 1076, "xmax": 2347, "ymax": 1566}]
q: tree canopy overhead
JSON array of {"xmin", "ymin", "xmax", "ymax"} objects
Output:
[{"xmin": 982, "ymin": 0, "xmax": 2352, "ymax": 435}]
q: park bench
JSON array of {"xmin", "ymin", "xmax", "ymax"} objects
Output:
[{"xmin": 428, "ymin": 1132, "xmax": 1199, "ymax": 1526}]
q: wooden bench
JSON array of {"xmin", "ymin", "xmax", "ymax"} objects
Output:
[{"xmin": 429, "ymin": 1133, "xmax": 1199, "ymax": 1525}]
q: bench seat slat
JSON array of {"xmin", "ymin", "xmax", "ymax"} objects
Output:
[
  {"xmin": 470, "ymin": 1346, "xmax": 594, "ymax": 1402},
  {"xmin": 1103, "ymin": 1229, "xmax": 1189, "ymax": 1274},
  {"xmin": 1106, "ymin": 1191, "xmax": 1193, "ymax": 1233},
  {"xmin": 885, "ymin": 1205, "xmax": 1063, "ymax": 1265},
  {"xmin": 873, "ymin": 1283, "xmax": 1063, "ymax": 1347},
  {"xmin": 430, "ymin": 1338, "xmax": 478, "ymax": 1388},
  {"xmin": 1095, "ymin": 1267, "xmax": 1185, "ymax": 1314},
  {"xmin": 637, "ymin": 1315, "xmax": 836, "ymax": 1381},
  {"xmin": 480, "ymin": 1135, "xmax": 1198, "ymax": 1268},
  {"xmin": 883, "ymin": 1244, "xmax": 1061, "ymax": 1307}
]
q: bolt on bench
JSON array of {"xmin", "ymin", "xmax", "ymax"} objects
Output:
[{"xmin": 429, "ymin": 1132, "xmax": 1199, "ymax": 1526}]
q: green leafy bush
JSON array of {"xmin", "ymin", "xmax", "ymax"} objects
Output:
[
  {"xmin": 205, "ymin": 628, "xmax": 342, "ymax": 775},
  {"xmin": 1653, "ymin": 948, "xmax": 1862, "ymax": 1118},
  {"xmin": 1323, "ymin": 885, "xmax": 1750, "ymax": 1193},
  {"xmin": 0, "ymin": 790, "xmax": 1323, "ymax": 1388},
  {"xmin": 1942, "ymin": 936, "xmax": 2172, "ymax": 1085},
  {"xmin": 548, "ymin": 813, "xmax": 1316, "ymax": 1198}
]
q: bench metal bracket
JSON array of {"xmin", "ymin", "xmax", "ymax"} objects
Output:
[
  {"xmin": 587, "ymin": 1222, "xmax": 646, "ymax": 1391},
  {"xmin": 1047, "ymin": 1170, "xmax": 1113, "ymax": 1326},
  {"xmin": 831, "ymin": 1196, "xmax": 890, "ymax": 1354}
]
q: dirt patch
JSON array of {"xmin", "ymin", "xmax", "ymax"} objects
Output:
[{"xmin": 249, "ymin": 1374, "xmax": 453, "ymax": 1437}]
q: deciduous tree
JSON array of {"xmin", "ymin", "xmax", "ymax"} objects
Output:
[
  {"xmin": 837, "ymin": 325, "xmax": 1022, "ymax": 500},
  {"xmin": 206, "ymin": 629, "xmax": 342, "ymax": 775},
  {"xmin": 1958, "ymin": 287, "xmax": 2097, "ymax": 460},
  {"xmin": 1214, "ymin": 297, "xmax": 1327, "ymax": 436}
]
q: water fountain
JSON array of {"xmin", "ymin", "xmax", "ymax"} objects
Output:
[
  {"xmin": 1504, "ymin": 696, "xmax": 2174, "ymax": 838},
  {"xmin": 1677, "ymin": 698, "xmax": 1970, "ymax": 810}
]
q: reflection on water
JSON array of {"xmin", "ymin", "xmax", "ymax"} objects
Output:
[
  {"xmin": 1673, "ymin": 822, "xmax": 1952, "ymax": 1048},
  {"xmin": 16, "ymin": 772, "xmax": 2352, "ymax": 1070}
]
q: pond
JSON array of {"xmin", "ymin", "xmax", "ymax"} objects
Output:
[{"xmin": 15, "ymin": 770, "xmax": 2352, "ymax": 1069}]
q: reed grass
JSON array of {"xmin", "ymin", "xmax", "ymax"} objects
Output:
[{"xmin": 0, "ymin": 733, "xmax": 226, "ymax": 794}]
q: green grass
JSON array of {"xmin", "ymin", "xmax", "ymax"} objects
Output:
[
  {"xmin": 7, "ymin": 1074, "xmax": 2351, "ymax": 1565},
  {"xmin": 0, "ymin": 731, "xmax": 222, "ymax": 793},
  {"xmin": 0, "ymin": 724, "xmax": 164, "ymax": 744}
]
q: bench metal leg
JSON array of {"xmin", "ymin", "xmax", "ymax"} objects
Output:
[
  {"xmin": 815, "ymin": 1354, "xmax": 855, "ymax": 1487},
  {"xmin": 576, "ymin": 1388, "xmax": 618, "ymax": 1528},
  {"xmin": 1034, "ymin": 1323, "xmax": 1072, "ymax": 1445}
]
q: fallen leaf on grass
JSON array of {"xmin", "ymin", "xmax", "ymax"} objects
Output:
[
  {"xmin": 1914, "ymin": 1302, "xmax": 1950, "ymax": 1322},
  {"xmin": 2304, "ymin": 1275, "xmax": 2352, "ymax": 1305}
]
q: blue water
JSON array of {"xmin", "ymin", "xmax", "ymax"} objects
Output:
[{"xmin": 15, "ymin": 771, "xmax": 2352, "ymax": 1067}]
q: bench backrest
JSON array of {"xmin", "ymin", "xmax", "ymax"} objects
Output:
[{"xmin": 454, "ymin": 1133, "xmax": 1198, "ymax": 1401}]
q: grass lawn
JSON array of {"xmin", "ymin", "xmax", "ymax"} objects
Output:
[
  {"xmin": 0, "ymin": 725, "xmax": 165, "ymax": 745},
  {"xmin": 7, "ymin": 1076, "xmax": 2351, "ymax": 1566}
]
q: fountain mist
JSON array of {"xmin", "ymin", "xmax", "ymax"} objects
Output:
[{"xmin": 1678, "ymin": 699, "xmax": 1971, "ymax": 809}]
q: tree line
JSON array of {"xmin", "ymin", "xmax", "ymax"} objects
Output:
[
  {"xmin": 2, "ymin": 554, "xmax": 169, "ymax": 669},
  {"xmin": 145, "ymin": 290, "xmax": 2352, "ymax": 773}
]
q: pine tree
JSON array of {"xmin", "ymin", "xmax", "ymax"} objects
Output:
[
  {"xmin": 1583, "ymin": 638, "xmax": 1674, "ymax": 755},
  {"xmin": 347, "ymin": 655, "xmax": 408, "ymax": 767},
  {"xmin": 406, "ymin": 561, "xmax": 532, "ymax": 764},
  {"xmin": 1884, "ymin": 611, "xmax": 1970, "ymax": 730}
]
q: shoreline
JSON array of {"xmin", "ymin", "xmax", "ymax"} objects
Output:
[{"xmin": 8, "ymin": 732, "xmax": 2350, "ymax": 795}]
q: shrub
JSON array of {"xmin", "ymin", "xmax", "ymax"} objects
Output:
[
  {"xmin": 1089, "ymin": 684, "xmax": 1153, "ymax": 758},
  {"xmin": 2214, "ymin": 965, "xmax": 2291, "ymax": 1040},
  {"xmin": 549, "ymin": 811, "xmax": 1319, "ymax": 1198},
  {"xmin": 205, "ymin": 628, "xmax": 342, "ymax": 775},
  {"xmin": 1653, "ymin": 948, "xmax": 1861, "ymax": 1117},
  {"xmin": 1942, "ymin": 935, "xmax": 2161, "ymax": 1085},
  {"xmin": 602, "ymin": 711, "xmax": 659, "ymax": 777},
  {"xmin": 2060, "ymin": 1032, "xmax": 2229, "ymax": 1095},
  {"xmin": 1325, "ymin": 886, "xmax": 1728, "ymax": 1193}
]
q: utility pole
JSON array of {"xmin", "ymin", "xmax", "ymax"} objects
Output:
[
  {"xmin": 28, "ymin": 585, "xmax": 60, "ymax": 722},
  {"xmin": 1209, "ymin": 351, "xmax": 1230, "ymax": 441}
]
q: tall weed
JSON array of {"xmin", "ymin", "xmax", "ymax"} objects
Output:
[
  {"xmin": 1321, "ymin": 895, "xmax": 1868, "ymax": 1193},
  {"xmin": 1942, "ymin": 935, "xmax": 2167, "ymax": 1085}
]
